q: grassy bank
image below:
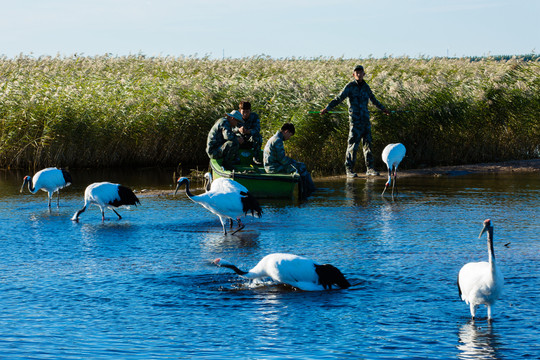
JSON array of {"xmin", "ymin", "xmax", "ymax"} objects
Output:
[{"xmin": 1, "ymin": 55, "xmax": 539, "ymax": 174}]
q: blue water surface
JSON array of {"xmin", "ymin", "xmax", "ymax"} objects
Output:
[{"xmin": 0, "ymin": 169, "xmax": 538, "ymax": 359}]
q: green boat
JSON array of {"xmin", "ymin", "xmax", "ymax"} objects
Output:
[{"xmin": 209, "ymin": 150, "xmax": 300, "ymax": 199}]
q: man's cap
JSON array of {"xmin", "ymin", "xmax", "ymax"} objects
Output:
[
  {"xmin": 226, "ymin": 110, "xmax": 244, "ymax": 123},
  {"xmin": 353, "ymin": 65, "xmax": 364, "ymax": 72}
]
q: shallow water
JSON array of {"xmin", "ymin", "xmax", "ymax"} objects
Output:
[{"xmin": 1, "ymin": 169, "xmax": 539, "ymax": 359}]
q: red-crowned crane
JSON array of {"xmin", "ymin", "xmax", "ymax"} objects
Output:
[
  {"xmin": 213, "ymin": 253, "xmax": 351, "ymax": 291},
  {"xmin": 20, "ymin": 167, "xmax": 72, "ymax": 208},
  {"xmin": 458, "ymin": 219, "xmax": 504, "ymax": 321},
  {"xmin": 174, "ymin": 176, "xmax": 262, "ymax": 235},
  {"xmin": 381, "ymin": 143, "xmax": 406, "ymax": 197},
  {"xmin": 71, "ymin": 182, "xmax": 140, "ymax": 222}
]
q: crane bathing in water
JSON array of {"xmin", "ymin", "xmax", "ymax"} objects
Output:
[
  {"xmin": 20, "ymin": 167, "xmax": 72, "ymax": 208},
  {"xmin": 458, "ymin": 219, "xmax": 504, "ymax": 321},
  {"xmin": 213, "ymin": 253, "xmax": 351, "ymax": 291},
  {"xmin": 381, "ymin": 143, "xmax": 406, "ymax": 197},
  {"xmin": 174, "ymin": 176, "xmax": 262, "ymax": 235},
  {"xmin": 71, "ymin": 182, "xmax": 140, "ymax": 222}
]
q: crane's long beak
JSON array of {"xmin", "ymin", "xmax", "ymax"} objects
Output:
[
  {"xmin": 174, "ymin": 183, "xmax": 181, "ymax": 196},
  {"xmin": 479, "ymin": 223, "xmax": 488, "ymax": 238},
  {"xmin": 20, "ymin": 179, "xmax": 28, "ymax": 193}
]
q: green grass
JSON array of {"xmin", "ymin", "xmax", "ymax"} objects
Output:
[{"xmin": 1, "ymin": 55, "xmax": 539, "ymax": 174}]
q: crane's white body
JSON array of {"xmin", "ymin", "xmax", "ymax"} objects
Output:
[
  {"xmin": 382, "ymin": 143, "xmax": 406, "ymax": 173},
  {"xmin": 21, "ymin": 167, "xmax": 72, "ymax": 207},
  {"xmin": 238, "ymin": 253, "xmax": 324, "ymax": 291},
  {"xmin": 200, "ymin": 181, "xmax": 249, "ymax": 220},
  {"xmin": 458, "ymin": 261, "xmax": 504, "ymax": 318},
  {"xmin": 82, "ymin": 182, "xmax": 126, "ymax": 209},
  {"xmin": 458, "ymin": 220, "xmax": 504, "ymax": 320},
  {"xmin": 381, "ymin": 143, "xmax": 406, "ymax": 197}
]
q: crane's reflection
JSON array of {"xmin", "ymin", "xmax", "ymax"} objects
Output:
[{"xmin": 457, "ymin": 320, "xmax": 500, "ymax": 360}]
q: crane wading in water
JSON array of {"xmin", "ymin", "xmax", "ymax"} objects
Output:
[
  {"xmin": 71, "ymin": 182, "xmax": 140, "ymax": 222},
  {"xmin": 213, "ymin": 253, "xmax": 351, "ymax": 291},
  {"xmin": 458, "ymin": 219, "xmax": 504, "ymax": 321},
  {"xmin": 174, "ymin": 176, "xmax": 262, "ymax": 235},
  {"xmin": 20, "ymin": 167, "xmax": 72, "ymax": 208},
  {"xmin": 381, "ymin": 143, "xmax": 406, "ymax": 198}
]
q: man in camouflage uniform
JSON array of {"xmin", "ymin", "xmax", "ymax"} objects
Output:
[
  {"xmin": 264, "ymin": 123, "xmax": 315, "ymax": 198},
  {"xmin": 236, "ymin": 101, "xmax": 263, "ymax": 164},
  {"xmin": 206, "ymin": 110, "xmax": 245, "ymax": 170},
  {"xmin": 321, "ymin": 65, "xmax": 390, "ymax": 178}
]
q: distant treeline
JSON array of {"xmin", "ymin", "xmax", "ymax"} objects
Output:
[{"xmin": 1, "ymin": 55, "xmax": 539, "ymax": 174}]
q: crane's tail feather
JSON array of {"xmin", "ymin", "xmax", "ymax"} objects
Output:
[{"xmin": 240, "ymin": 191, "xmax": 262, "ymax": 218}]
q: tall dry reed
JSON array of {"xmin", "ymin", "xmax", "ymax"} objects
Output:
[{"xmin": 1, "ymin": 55, "xmax": 538, "ymax": 173}]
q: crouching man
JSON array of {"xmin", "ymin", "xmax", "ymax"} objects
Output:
[
  {"xmin": 206, "ymin": 110, "xmax": 245, "ymax": 170},
  {"xmin": 263, "ymin": 123, "xmax": 316, "ymax": 198}
]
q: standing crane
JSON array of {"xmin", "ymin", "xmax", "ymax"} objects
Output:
[
  {"xmin": 20, "ymin": 167, "xmax": 72, "ymax": 208},
  {"xmin": 175, "ymin": 176, "xmax": 261, "ymax": 235},
  {"xmin": 381, "ymin": 143, "xmax": 406, "ymax": 198},
  {"xmin": 458, "ymin": 219, "xmax": 504, "ymax": 321},
  {"xmin": 71, "ymin": 182, "xmax": 140, "ymax": 222}
]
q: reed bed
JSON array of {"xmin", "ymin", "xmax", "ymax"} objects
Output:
[{"xmin": 1, "ymin": 55, "xmax": 539, "ymax": 174}]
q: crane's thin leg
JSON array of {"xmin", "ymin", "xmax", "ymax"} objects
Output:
[
  {"xmin": 219, "ymin": 217, "xmax": 228, "ymax": 235},
  {"xmin": 57, "ymin": 191, "xmax": 60, "ymax": 208},
  {"xmin": 392, "ymin": 170, "xmax": 397, "ymax": 198},
  {"xmin": 382, "ymin": 169, "xmax": 391, "ymax": 196},
  {"xmin": 112, "ymin": 209, "xmax": 122, "ymax": 220},
  {"xmin": 231, "ymin": 218, "xmax": 245, "ymax": 235},
  {"xmin": 470, "ymin": 303, "xmax": 477, "ymax": 319}
]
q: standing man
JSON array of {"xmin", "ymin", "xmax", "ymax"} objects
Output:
[
  {"xmin": 264, "ymin": 123, "xmax": 316, "ymax": 198},
  {"xmin": 236, "ymin": 101, "xmax": 263, "ymax": 165},
  {"xmin": 321, "ymin": 65, "xmax": 390, "ymax": 178},
  {"xmin": 206, "ymin": 110, "xmax": 245, "ymax": 170}
]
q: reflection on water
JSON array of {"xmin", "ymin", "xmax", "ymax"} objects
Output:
[
  {"xmin": 458, "ymin": 320, "xmax": 500, "ymax": 359},
  {"xmin": 344, "ymin": 178, "xmax": 378, "ymax": 207},
  {"xmin": 200, "ymin": 230, "xmax": 261, "ymax": 253}
]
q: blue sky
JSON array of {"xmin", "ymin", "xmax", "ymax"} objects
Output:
[{"xmin": 1, "ymin": 0, "xmax": 538, "ymax": 58}]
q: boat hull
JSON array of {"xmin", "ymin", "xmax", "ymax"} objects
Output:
[{"xmin": 209, "ymin": 155, "xmax": 299, "ymax": 199}]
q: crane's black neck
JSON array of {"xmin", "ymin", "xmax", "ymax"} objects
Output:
[
  {"xmin": 180, "ymin": 179, "xmax": 195, "ymax": 198},
  {"xmin": 221, "ymin": 263, "xmax": 248, "ymax": 276},
  {"xmin": 487, "ymin": 227, "xmax": 496, "ymax": 263},
  {"xmin": 25, "ymin": 177, "xmax": 36, "ymax": 193}
]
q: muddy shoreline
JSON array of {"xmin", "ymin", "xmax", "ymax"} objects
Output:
[
  {"xmin": 135, "ymin": 159, "xmax": 539, "ymax": 196},
  {"xmin": 390, "ymin": 158, "xmax": 540, "ymax": 178},
  {"xmin": 319, "ymin": 159, "xmax": 540, "ymax": 181}
]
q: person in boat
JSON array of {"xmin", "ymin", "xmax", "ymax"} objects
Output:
[
  {"xmin": 320, "ymin": 65, "xmax": 390, "ymax": 178},
  {"xmin": 263, "ymin": 122, "xmax": 316, "ymax": 198},
  {"xmin": 235, "ymin": 101, "xmax": 263, "ymax": 165},
  {"xmin": 206, "ymin": 110, "xmax": 245, "ymax": 170}
]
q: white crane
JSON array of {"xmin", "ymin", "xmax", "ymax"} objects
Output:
[
  {"xmin": 174, "ymin": 176, "xmax": 262, "ymax": 235},
  {"xmin": 381, "ymin": 143, "xmax": 406, "ymax": 197},
  {"xmin": 458, "ymin": 219, "xmax": 504, "ymax": 320},
  {"xmin": 71, "ymin": 182, "xmax": 140, "ymax": 222},
  {"xmin": 20, "ymin": 167, "xmax": 72, "ymax": 208},
  {"xmin": 213, "ymin": 253, "xmax": 351, "ymax": 291}
]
